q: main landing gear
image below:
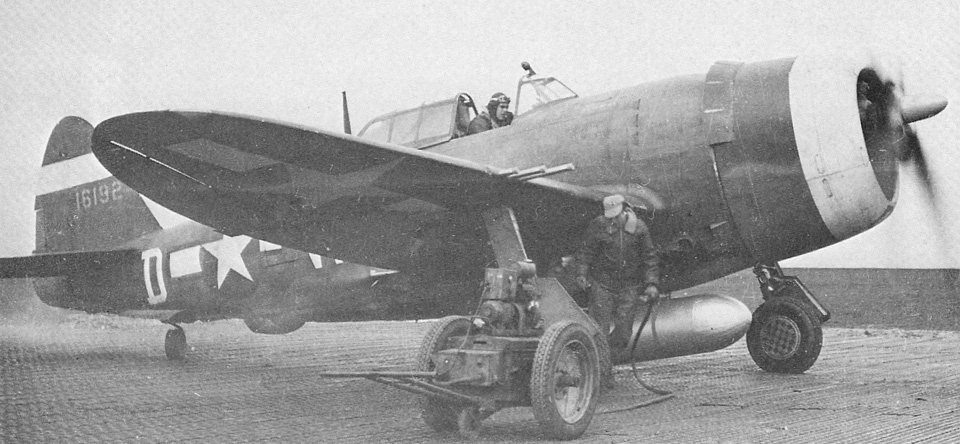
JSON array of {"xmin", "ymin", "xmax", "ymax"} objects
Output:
[
  {"xmin": 163, "ymin": 322, "xmax": 187, "ymax": 360},
  {"xmin": 746, "ymin": 264, "xmax": 830, "ymax": 374}
]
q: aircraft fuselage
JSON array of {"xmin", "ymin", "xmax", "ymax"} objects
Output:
[
  {"xmin": 32, "ymin": 181, "xmax": 469, "ymax": 328},
  {"xmin": 306, "ymin": 57, "xmax": 900, "ymax": 291}
]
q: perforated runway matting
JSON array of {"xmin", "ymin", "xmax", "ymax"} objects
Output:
[{"xmin": 3, "ymin": 315, "xmax": 958, "ymax": 443}]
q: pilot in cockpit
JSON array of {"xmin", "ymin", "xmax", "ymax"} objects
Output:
[{"xmin": 467, "ymin": 92, "xmax": 514, "ymax": 135}]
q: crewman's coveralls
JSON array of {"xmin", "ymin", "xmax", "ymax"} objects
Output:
[{"xmin": 576, "ymin": 198, "xmax": 661, "ymax": 381}]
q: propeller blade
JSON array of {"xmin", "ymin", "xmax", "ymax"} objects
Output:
[
  {"xmin": 893, "ymin": 77, "xmax": 952, "ymax": 259},
  {"xmin": 903, "ymin": 127, "xmax": 934, "ymax": 197},
  {"xmin": 901, "ymin": 94, "xmax": 948, "ymax": 124},
  {"xmin": 897, "ymin": 90, "xmax": 946, "ymax": 197}
]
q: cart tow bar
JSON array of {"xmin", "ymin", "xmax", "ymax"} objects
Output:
[{"xmin": 315, "ymin": 370, "xmax": 492, "ymax": 410}]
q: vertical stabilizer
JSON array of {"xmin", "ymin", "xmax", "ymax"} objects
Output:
[{"xmin": 35, "ymin": 117, "xmax": 162, "ymax": 253}]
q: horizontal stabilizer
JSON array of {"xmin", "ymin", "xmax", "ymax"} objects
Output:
[{"xmin": 0, "ymin": 249, "xmax": 141, "ymax": 278}]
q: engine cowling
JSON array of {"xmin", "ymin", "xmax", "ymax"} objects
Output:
[{"xmin": 710, "ymin": 50, "xmax": 906, "ymax": 264}]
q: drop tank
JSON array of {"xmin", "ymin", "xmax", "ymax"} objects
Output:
[{"xmin": 615, "ymin": 293, "xmax": 752, "ymax": 364}]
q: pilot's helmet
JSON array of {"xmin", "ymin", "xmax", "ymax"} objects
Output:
[{"xmin": 489, "ymin": 92, "xmax": 511, "ymax": 106}]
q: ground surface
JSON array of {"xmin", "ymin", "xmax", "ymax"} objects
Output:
[{"xmin": 2, "ymin": 270, "xmax": 959, "ymax": 443}]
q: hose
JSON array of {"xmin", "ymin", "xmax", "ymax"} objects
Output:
[{"xmin": 600, "ymin": 297, "xmax": 676, "ymax": 414}]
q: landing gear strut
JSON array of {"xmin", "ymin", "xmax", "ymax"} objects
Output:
[
  {"xmin": 747, "ymin": 264, "xmax": 830, "ymax": 374},
  {"xmin": 163, "ymin": 323, "xmax": 187, "ymax": 360}
]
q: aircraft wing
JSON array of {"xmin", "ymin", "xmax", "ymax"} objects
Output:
[
  {"xmin": 0, "ymin": 250, "xmax": 142, "ymax": 278},
  {"xmin": 91, "ymin": 111, "xmax": 604, "ymax": 270}
]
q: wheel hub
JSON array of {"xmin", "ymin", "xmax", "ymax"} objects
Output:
[
  {"xmin": 759, "ymin": 315, "xmax": 801, "ymax": 360},
  {"xmin": 553, "ymin": 340, "xmax": 591, "ymax": 423}
]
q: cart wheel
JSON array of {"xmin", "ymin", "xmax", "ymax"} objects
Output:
[
  {"xmin": 164, "ymin": 327, "xmax": 187, "ymax": 360},
  {"xmin": 457, "ymin": 407, "xmax": 481, "ymax": 439},
  {"xmin": 747, "ymin": 297, "xmax": 822, "ymax": 374},
  {"xmin": 530, "ymin": 321, "xmax": 600, "ymax": 440},
  {"xmin": 415, "ymin": 315, "xmax": 472, "ymax": 432}
]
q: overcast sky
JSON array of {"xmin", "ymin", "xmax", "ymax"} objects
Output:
[{"xmin": 1, "ymin": 0, "xmax": 957, "ymax": 267}]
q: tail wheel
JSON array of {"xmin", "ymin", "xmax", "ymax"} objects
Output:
[
  {"xmin": 747, "ymin": 297, "xmax": 822, "ymax": 374},
  {"xmin": 530, "ymin": 321, "xmax": 600, "ymax": 440},
  {"xmin": 415, "ymin": 316, "xmax": 472, "ymax": 433},
  {"xmin": 164, "ymin": 327, "xmax": 187, "ymax": 360}
]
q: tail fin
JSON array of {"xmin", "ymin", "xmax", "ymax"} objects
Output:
[{"xmin": 35, "ymin": 117, "xmax": 162, "ymax": 253}]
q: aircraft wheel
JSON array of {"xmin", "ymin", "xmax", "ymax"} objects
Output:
[
  {"xmin": 164, "ymin": 327, "xmax": 187, "ymax": 360},
  {"xmin": 415, "ymin": 316, "xmax": 472, "ymax": 433},
  {"xmin": 747, "ymin": 297, "xmax": 822, "ymax": 374},
  {"xmin": 530, "ymin": 321, "xmax": 600, "ymax": 440}
]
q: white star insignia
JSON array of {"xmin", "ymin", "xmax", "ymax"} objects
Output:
[{"xmin": 202, "ymin": 235, "xmax": 253, "ymax": 288}]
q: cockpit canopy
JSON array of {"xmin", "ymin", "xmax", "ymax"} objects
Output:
[
  {"xmin": 357, "ymin": 93, "xmax": 477, "ymax": 149},
  {"xmin": 514, "ymin": 74, "xmax": 578, "ymax": 116},
  {"xmin": 356, "ymin": 64, "xmax": 577, "ymax": 147}
]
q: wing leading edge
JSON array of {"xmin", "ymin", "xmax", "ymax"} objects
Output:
[{"xmin": 92, "ymin": 111, "xmax": 603, "ymax": 270}]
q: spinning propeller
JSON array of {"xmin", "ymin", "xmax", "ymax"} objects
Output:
[
  {"xmin": 879, "ymin": 76, "xmax": 950, "ymax": 244},
  {"xmin": 899, "ymin": 92, "xmax": 948, "ymax": 198},
  {"xmin": 858, "ymin": 73, "xmax": 947, "ymax": 202}
]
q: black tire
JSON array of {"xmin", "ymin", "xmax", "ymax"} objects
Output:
[
  {"xmin": 530, "ymin": 321, "xmax": 600, "ymax": 440},
  {"xmin": 415, "ymin": 316, "xmax": 472, "ymax": 433},
  {"xmin": 747, "ymin": 297, "xmax": 822, "ymax": 374},
  {"xmin": 164, "ymin": 328, "xmax": 187, "ymax": 360}
]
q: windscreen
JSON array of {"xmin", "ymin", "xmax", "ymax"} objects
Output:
[{"xmin": 516, "ymin": 77, "xmax": 577, "ymax": 115}]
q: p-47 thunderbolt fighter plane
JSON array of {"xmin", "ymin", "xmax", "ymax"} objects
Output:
[{"xmin": 88, "ymin": 50, "xmax": 946, "ymax": 438}]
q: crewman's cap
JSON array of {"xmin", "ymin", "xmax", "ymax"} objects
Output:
[
  {"xmin": 603, "ymin": 194, "xmax": 625, "ymax": 218},
  {"xmin": 489, "ymin": 92, "xmax": 511, "ymax": 105}
]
